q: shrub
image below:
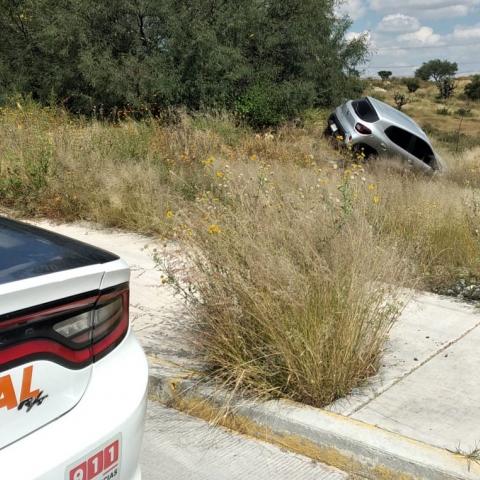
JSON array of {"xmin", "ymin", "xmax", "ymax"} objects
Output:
[
  {"xmin": 404, "ymin": 78, "xmax": 420, "ymax": 93},
  {"xmin": 465, "ymin": 75, "xmax": 480, "ymax": 100},
  {"xmin": 235, "ymin": 81, "xmax": 315, "ymax": 128},
  {"xmin": 437, "ymin": 77, "xmax": 456, "ymax": 100},
  {"xmin": 168, "ymin": 171, "xmax": 411, "ymax": 407},
  {"xmin": 393, "ymin": 92, "xmax": 409, "ymax": 111}
]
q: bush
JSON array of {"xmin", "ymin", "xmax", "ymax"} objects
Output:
[
  {"xmin": 465, "ymin": 75, "xmax": 480, "ymax": 100},
  {"xmin": 393, "ymin": 92, "xmax": 409, "ymax": 111},
  {"xmin": 437, "ymin": 77, "xmax": 456, "ymax": 100},
  {"xmin": 235, "ymin": 81, "xmax": 316, "ymax": 128},
  {"xmin": 404, "ymin": 78, "xmax": 420, "ymax": 93},
  {"xmin": 169, "ymin": 172, "xmax": 410, "ymax": 407}
]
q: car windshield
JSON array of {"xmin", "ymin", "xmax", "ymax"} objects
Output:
[
  {"xmin": 384, "ymin": 126, "xmax": 435, "ymax": 165},
  {"xmin": 352, "ymin": 99, "xmax": 379, "ymax": 123}
]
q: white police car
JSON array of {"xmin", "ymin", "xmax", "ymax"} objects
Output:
[{"xmin": 0, "ymin": 217, "xmax": 148, "ymax": 479}]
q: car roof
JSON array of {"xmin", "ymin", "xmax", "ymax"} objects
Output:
[
  {"xmin": 366, "ymin": 96, "xmax": 429, "ymax": 141},
  {"xmin": 0, "ymin": 217, "xmax": 118, "ymax": 285}
]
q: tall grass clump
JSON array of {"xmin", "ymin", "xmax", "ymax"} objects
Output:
[{"xmin": 166, "ymin": 165, "xmax": 411, "ymax": 407}]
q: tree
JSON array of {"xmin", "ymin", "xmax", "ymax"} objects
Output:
[
  {"xmin": 378, "ymin": 70, "xmax": 392, "ymax": 81},
  {"xmin": 404, "ymin": 78, "xmax": 420, "ymax": 93},
  {"xmin": 465, "ymin": 75, "xmax": 480, "ymax": 100},
  {"xmin": 415, "ymin": 59, "xmax": 457, "ymax": 82},
  {"xmin": 0, "ymin": 0, "xmax": 369, "ymax": 126},
  {"xmin": 414, "ymin": 59, "xmax": 458, "ymax": 100}
]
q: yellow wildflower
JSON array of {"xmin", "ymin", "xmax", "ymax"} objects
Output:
[
  {"xmin": 368, "ymin": 183, "xmax": 376, "ymax": 191},
  {"xmin": 250, "ymin": 154, "xmax": 258, "ymax": 161},
  {"xmin": 373, "ymin": 195, "xmax": 381, "ymax": 205},
  {"xmin": 216, "ymin": 171, "xmax": 225, "ymax": 178},
  {"xmin": 165, "ymin": 210, "xmax": 174, "ymax": 219},
  {"xmin": 208, "ymin": 224, "xmax": 222, "ymax": 235},
  {"xmin": 202, "ymin": 156, "xmax": 214, "ymax": 166}
]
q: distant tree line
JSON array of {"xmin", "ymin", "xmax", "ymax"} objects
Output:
[{"xmin": 0, "ymin": 0, "xmax": 368, "ymax": 126}]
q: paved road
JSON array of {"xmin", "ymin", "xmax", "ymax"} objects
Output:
[{"xmin": 140, "ymin": 401, "xmax": 348, "ymax": 480}]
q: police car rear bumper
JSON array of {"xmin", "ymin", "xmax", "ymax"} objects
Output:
[{"xmin": 0, "ymin": 330, "xmax": 148, "ymax": 480}]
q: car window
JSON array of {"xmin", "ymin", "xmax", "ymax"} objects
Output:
[
  {"xmin": 384, "ymin": 126, "xmax": 434, "ymax": 165},
  {"xmin": 0, "ymin": 218, "xmax": 118, "ymax": 285},
  {"xmin": 352, "ymin": 99, "xmax": 379, "ymax": 123}
]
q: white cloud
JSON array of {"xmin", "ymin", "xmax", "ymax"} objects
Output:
[
  {"xmin": 336, "ymin": 0, "xmax": 366, "ymax": 21},
  {"xmin": 397, "ymin": 26, "xmax": 443, "ymax": 45},
  {"xmin": 369, "ymin": 0, "xmax": 480, "ymax": 19},
  {"xmin": 378, "ymin": 14, "xmax": 421, "ymax": 32},
  {"xmin": 346, "ymin": 30, "xmax": 372, "ymax": 43},
  {"xmin": 350, "ymin": 2, "xmax": 480, "ymax": 76},
  {"xmin": 453, "ymin": 23, "xmax": 480, "ymax": 39}
]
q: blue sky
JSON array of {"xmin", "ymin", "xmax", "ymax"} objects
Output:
[{"xmin": 338, "ymin": 0, "xmax": 480, "ymax": 77}]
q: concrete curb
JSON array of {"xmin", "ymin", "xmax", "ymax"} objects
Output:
[{"xmin": 147, "ymin": 365, "xmax": 480, "ymax": 480}]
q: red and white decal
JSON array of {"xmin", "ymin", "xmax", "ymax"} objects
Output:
[{"xmin": 67, "ymin": 436, "xmax": 121, "ymax": 480}]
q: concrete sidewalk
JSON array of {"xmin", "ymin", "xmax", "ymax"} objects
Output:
[
  {"xmin": 328, "ymin": 292, "xmax": 480, "ymax": 452},
  {"xmin": 34, "ymin": 220, "xmax": 480, "ymax": 479}
]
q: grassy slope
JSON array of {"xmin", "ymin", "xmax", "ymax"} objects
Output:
[{"xmin": 0, "ymin": 83, "xmax": 479, "ymax": 407}]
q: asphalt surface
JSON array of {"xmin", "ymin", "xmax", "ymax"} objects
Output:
[{"xmin": 140, "ymin": 401, "xmax": 348, "ymax": 480}]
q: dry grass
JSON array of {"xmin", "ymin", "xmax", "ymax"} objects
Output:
[
  {"xmin": 1, "ymin": 98, "xmax": 480, "ymax": 406},
  {"xmin": 165, "ymin": 161, "xmax": 412, "ymax": 406}
]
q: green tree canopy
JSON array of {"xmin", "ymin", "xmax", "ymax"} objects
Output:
[
  {"xmin": 378, "ymin": 70, "xmax": 392, "ymax": 81},
  {"xmin": 415, "ymin": 59, "xmax": 458, "ymax": 82},
  {"xmin": 0, "ymin": 0, "xmax": 368, "ymax": 125}
]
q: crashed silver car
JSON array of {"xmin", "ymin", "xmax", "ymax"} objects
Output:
[{"xmin": 326, "ymin": 96, "xmax": 444, "ymax": 172}]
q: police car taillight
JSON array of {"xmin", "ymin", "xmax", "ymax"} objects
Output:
[
  {"xmin": 53, "ymin": 287, "xmax": 129, "ymax": 361},
  {"xmin": 0, "ymin": 285, "xmax": 129, "ymax": 371},
  {"xmin": 92, "ymin": 288, "xmax": 129, "ymax": 361}
]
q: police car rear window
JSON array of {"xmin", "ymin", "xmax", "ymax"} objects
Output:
[{"xmin": 0, "ymin": 218, "xmax": 118, "ymax": 285}]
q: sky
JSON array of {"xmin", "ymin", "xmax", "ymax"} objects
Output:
[{"xmin": 338, "ymin": 0, "xmax": 480, "ymax": 77}]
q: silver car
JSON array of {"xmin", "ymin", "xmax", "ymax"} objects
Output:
[{"xmin": 326, "ymin": 96, "xmax": 444, "ymax": 172}]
